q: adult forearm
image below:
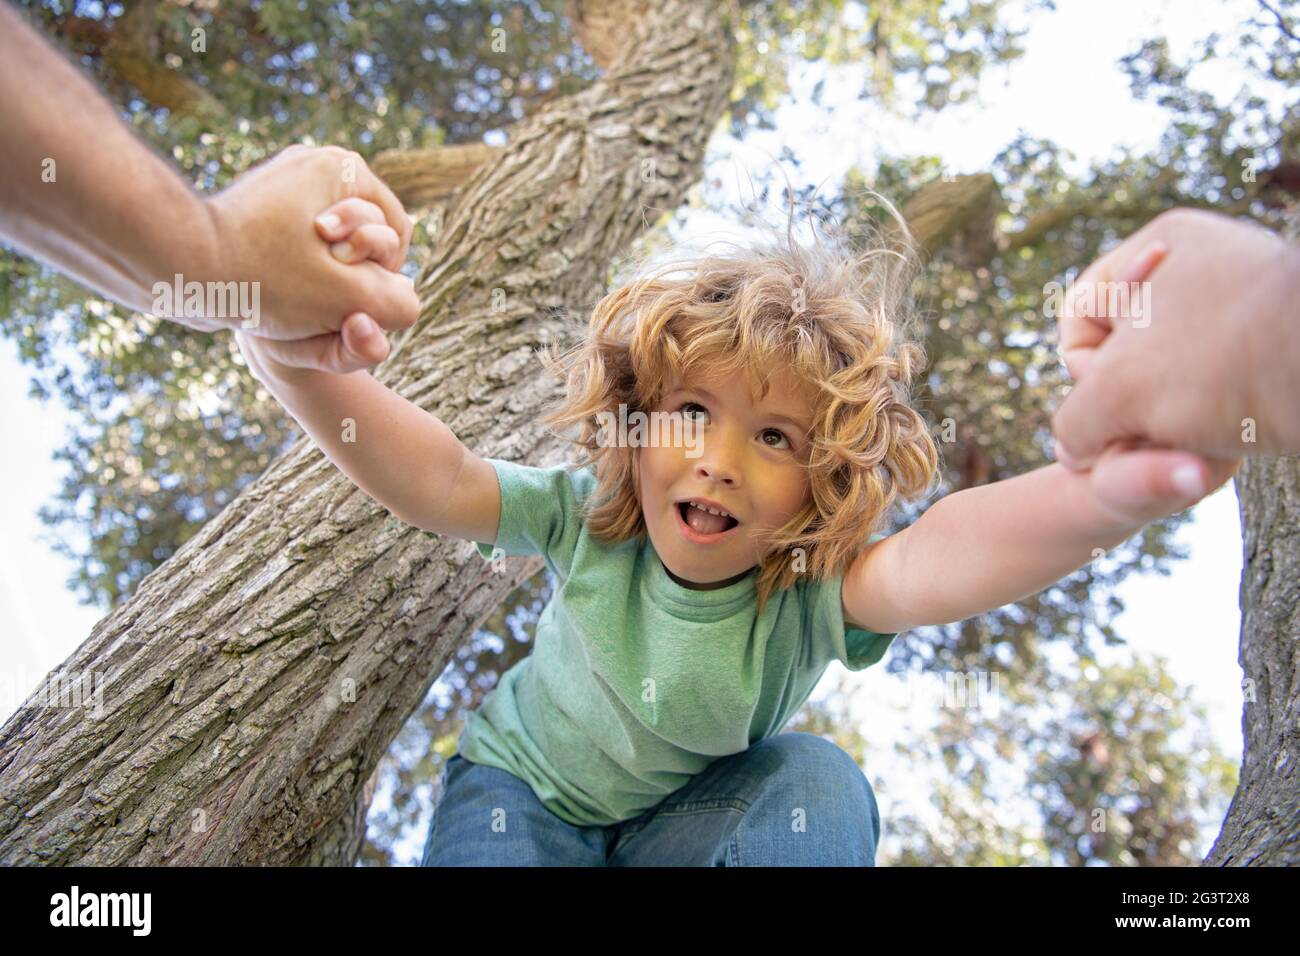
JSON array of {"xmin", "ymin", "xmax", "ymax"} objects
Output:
[
  {"xmin": 897, "ymin": 463, "xmax": 1136, "ymax": 628},
  {"xmin": 0, "ymin": 4, "xmax": 217, "ymax": 318}
]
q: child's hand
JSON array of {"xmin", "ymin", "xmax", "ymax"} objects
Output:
[
  {"xmin": 313, "ymin": 197, "xmax": 413, "ymax": 273},
  {"xmin": 236, "ymin": 198, "xmax": 412, "ymax": 379},
  {"xmin": 1072, "ymin": 439, "xmax": 1242, "ymax": 530}
]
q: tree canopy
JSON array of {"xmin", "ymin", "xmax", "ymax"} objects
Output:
[{"xmin": 1, "ymin": 0, "xmax": 1294, "ymax": 864}]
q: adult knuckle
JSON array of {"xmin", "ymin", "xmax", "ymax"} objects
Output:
[
  {"xmin": 334, "ymin": 148, "xmax": 364, "ymax": 171},
  {"xmin": 316, "ymin": 146, "xmax": 349, "ymax": 172},
  {"xmin": 306, "ymin": 147, "xmax": 340, "ymax": 174}
]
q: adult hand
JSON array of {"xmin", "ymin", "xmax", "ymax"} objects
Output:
[
  {"xmin": 1051, "ymin": 207, "xmax": 1300, "ymax": 469},
  {"xmin": 0, "ymin": 6, "xmax": 419, "ymax": 375},
  {"xmin": 230, "ymin": 195, "xmax": 409, "ymax": 376},
  {"xmin": 193, "ymin": 145, "xmax": 420, "ymax": 371}
]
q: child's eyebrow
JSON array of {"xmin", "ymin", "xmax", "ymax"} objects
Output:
[{"xmin": 671, "ymin": 385, "xmax": 812, "ymax": 434}]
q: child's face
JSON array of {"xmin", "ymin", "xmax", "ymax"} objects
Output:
[{"xmin": 638, "ymin": 364, "xmax": 815, "ymax": 590}]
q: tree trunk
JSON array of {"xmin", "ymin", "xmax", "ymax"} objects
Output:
[
  {"xmin": 0, "ymin": 0, "xmax": 734, "ymax": 865},
  {"xmin": 1204, "ymin": 457, "xmax": 1300, "ymax": 865}
]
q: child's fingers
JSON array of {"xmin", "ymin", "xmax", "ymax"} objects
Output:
[
  {"xmin": 314, "ymin": 198, "xmax": 387, "ymax": 243},
  {"xmin": 1052, "ymin": 350, "xmax": 1152, "ymax": 472},
  {"xmin": 1058, "ymin": 265, "xmax": 1116, "ymax": 376},
  {"xmin": 349, "ymin": 161, "xmax": 416, "ymax": 267},
  {"xmin": 329, "ymin": 223, "xmax": 403, "ymax": 270},
  {"xmin": 251, "ymin": 312, "xmax": 390, "ymax": 373}
]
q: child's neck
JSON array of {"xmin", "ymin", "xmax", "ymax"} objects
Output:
[{"xmin": 664, "ymin": 564, "xmax": 756, "ymax": 590}]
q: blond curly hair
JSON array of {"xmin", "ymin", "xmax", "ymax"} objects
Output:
[{"xmin": 534, "ymin": 191, "xmax": 941, "ymax": 614}]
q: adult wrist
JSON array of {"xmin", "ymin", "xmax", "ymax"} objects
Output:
[
  {"xmin": 140, "ymin": 188, "xmax": 235, "ymax": 334},
  {"xmin": 236, "ymin": 331, "xmax": 326, "ymax": 392}
]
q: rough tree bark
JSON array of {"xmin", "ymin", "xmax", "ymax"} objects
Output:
[
  {"xmin": 1204, "ymin": 456, "xmax": 1300, "ymax": 865},
  {"xmin": 0, "ymin": 0, "xmax": 734, "ymax": 865}
]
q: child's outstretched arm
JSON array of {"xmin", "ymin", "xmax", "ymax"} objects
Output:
[
  {"xmin": 239, "ymin": 325, "xmax": 501, "ymax": 541},
  {"xmin": 843, "ymin": 453, "xmax": 1240, "ymax": 634},
  {"xmin": 237, "ymin": 329, "xmax": 501, "ymax": 542},
  {"xmin": 233, "ymin": 199, "xmax": 499, "ymax": 541}
]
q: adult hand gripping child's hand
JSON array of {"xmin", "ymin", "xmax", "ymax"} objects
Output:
[
  {"xmin": 0, "ymin": 3, "xmax": 421, "ymax": 365},
  {"xmin": 1049, "ymin": 219, "xmax": 1244, "ymax": 529},
  {"xmin": 1053, "ymin": 207, "xmax": 1300, "ymax": 467},
  {"xmin": 236, "ymin": 197, "xmax": 411, "ymax": 385}
]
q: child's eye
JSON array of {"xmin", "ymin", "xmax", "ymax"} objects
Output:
[
  {"xmin": 678, "ymin": 402, "xmax": 793, "ymax": 450},
  {"xmin": 761, "ymin": 428, "xmax": 792, "ymax": 450},
  {"xmin": 679, "ymin": 401, "xmax": 709, "ymax": 422}
]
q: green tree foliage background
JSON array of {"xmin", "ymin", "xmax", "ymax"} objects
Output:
[{"xmin": 2, "ymin": 0, "xmax": 1294, "ymax": 864}]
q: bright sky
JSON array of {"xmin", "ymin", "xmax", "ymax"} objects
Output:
[{"xmin": 0, "ymin": 0, "xmax": 1282, "ymax": 864}]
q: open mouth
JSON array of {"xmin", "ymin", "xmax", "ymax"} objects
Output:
[{"xmin": 675, "ymin": 499, "xmax": 741, "ymax": 539}]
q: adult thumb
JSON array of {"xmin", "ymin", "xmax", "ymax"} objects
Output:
[
  {"xmin": 1087, "ymin": 447, "xmax": 1239, "ymax": 527},
  {"xmin": 256, "ymin": 314, "xmax": 390, "ymax": 374}
]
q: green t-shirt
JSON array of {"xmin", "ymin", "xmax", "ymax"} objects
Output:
[{"xmin": 456, "ymin": 457, "xmax": 897, "ymax": 827}]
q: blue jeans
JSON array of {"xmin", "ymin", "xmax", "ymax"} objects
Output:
[{"xmin": 420, "ymin": 731, "xmax": 881, "ymax": 866}]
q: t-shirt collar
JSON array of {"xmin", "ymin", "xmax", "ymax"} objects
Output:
[{"xmin": 643, "ymin": 541, "xmax": 757, "ymax": 620}]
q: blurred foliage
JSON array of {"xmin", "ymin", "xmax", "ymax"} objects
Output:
[
  {"xmin": 879, "ymin": 655, "xmax": 1238, "ymax": 866},
  {"xmin": 727, "ymin": 0, "xmax": 1052, "ymax": 128},
  {"xmin": 0, "ymin": 0, "xmax": 1291, "ymax": 865},
  {"xmin": 792, "ymin": 654, "xmax": 1237, "ymax": 866}
]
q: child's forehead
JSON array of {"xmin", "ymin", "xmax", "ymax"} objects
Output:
[{"xmin": 666, "ymin": 364, "xmax": 816, "ymax": 409}]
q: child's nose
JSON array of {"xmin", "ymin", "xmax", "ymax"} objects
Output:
[{"xmin": 693, "ymin": 442, "xmax": 741, "ymax": 486}]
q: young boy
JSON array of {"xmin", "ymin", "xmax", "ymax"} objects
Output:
[{"xmin": 250, "ymin": 197, "xmax": 1241, "ymax": 866}]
